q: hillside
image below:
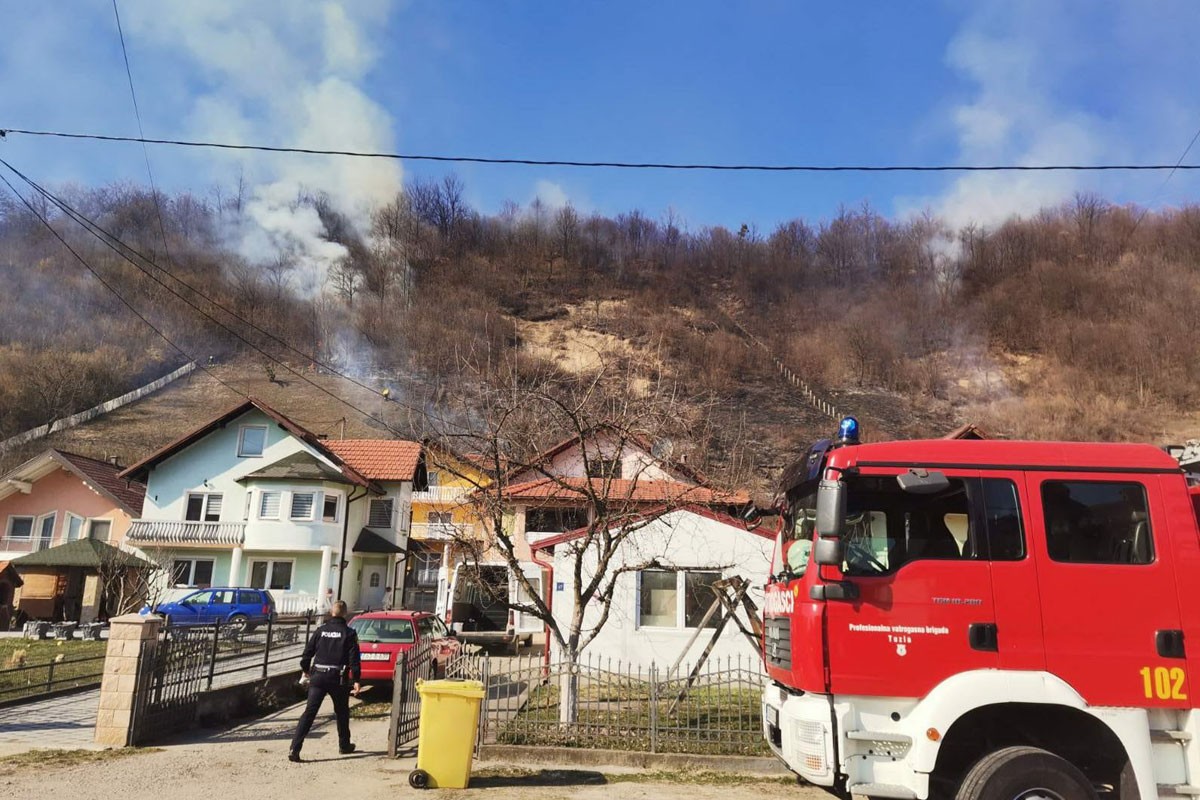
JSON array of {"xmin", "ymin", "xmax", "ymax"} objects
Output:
[{"xmin": 3, "ymin": 181, "xmax": 1200, "ymax": 492}]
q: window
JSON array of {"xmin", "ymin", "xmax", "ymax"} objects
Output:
[
  {"xmin": 684, "ymin": 571, "xmax": 721, "ymax": 628},
  {"xmin": 981, "ymin": 479, "xmax": 1025, "ymax": 560},
  {"xmin": 414, "ymin": 551, "xmax": 441, "ymax": 586},
  {"xmin": 36, "ymin": 514, "xmax": 56, "ymax": 550},
  {"xmin": 238, "ymin": 590, "xmax": 261, "ymax": 605},
  {"xmin": 526, "ymin": 507, "xmax": 589, "ymax": 532},
  {"xmin": 290, "ymin": 492, "xmax": 315, "ymax": 520},
  {"xmin": 427, "ymin": 511, "xmax": 453, "ymax": 526},
  {"xmin": 639, "ymin": 570, "xmax": 720, "ymax": 629},
  {"xmin": 185, "ymin": 493, "xmax": 223, "ymax": 522},
  {"xmin": 417, "ymin": 617, "xmax": 434, "ymax": 639},
  {"xmin": 238, "ymin": 425, "xmax": 267, "ymax": 457},
  {"xmin": 65, "ymin": 513, "xmax": 84, "ymax": 542},
  {"xmin": 350, "ymin": 617, "xmax": 415, "ymax": 643},
  {"xmin": 427, "ymin": 470, "xmax": 440, "ymax": 487},
  {"xmin": 1043, "ymin": 481, "xmax": 1153, "ymax": 565},
  {"xmin": 6, "ymin": 516, "xmax": 33, "ymax": 540},
  {"xmin": 639, "ymin": 571, "xmax": 679, "ymax": 627},
  {"xmin": 259, "ymin": 491, "xmax": 281, "ymax": 519},
  {"xmin": 322, "ymin": 494, "xmax": 340, "ymax": 523},
  {"xmin": 369, "ymin": 572, "xmax": 381, "ymax": 588},
  {"xmin": 587, "ymin": 459, "xmax": 623, "ymax": 479},
  {"xmin": 430, "ymin": 616, "xmax": 450, "ymax": 638},
  {"xmin": 249, "ymin": 559, "xmax": 293, "ymax": 590},
  {"xmin": 171, "ymin": 558, "xmax": 215, "ymax": 587},
  {"xmin": 88, "ymin": 520, "xmax": 112, "ymax": 542},
  {"xmin": 368, "ymin": 498, "xmax": 394, "ymax": 528}
]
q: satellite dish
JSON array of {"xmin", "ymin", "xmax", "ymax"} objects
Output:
[{"xmin": 651, "ymin": 438, "xmax": 675, "ymax": 460}]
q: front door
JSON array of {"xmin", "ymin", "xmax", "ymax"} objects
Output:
[
  {"xmin": 822, "ymin": 469, "xmax": 1001, "ymax": 698},
  {"xmin": 1032, "ymin": 473, "xmax": 1188, "ymax": 708},
  {"xmin": 360, "ymin": 563, "xmax": 387, "ymax": 610}
]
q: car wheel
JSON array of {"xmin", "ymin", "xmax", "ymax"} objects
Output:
[
  {"xmin": 228, "ymin": 614, "xmax": 249, "ymax": 634},
  {"xmin": 409, "ymin": 769, "xmax": 430, "ymax": 789},
  {"xmin": 956, "ymin": 746, "xmax": 1097, "ymax": 800}
]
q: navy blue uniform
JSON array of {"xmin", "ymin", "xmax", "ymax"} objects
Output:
[{"xmin": 289, "ymin": 616, "xmax": 361, "ymax": 756}]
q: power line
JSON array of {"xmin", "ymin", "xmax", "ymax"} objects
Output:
[
  {"xmin": 110, "ymin": 0, "xmax": 177, "ymax": 275},
  {"xmin": 0, "ymin": 157, "xmax": 448, "ymax": 441},
  {"xmin": 0, "ymin": 169, "xmax": 248, "ymax": 401},
  {"xmin": 1, "ymin": 157, "xmax": 432, "ymax": 426},
  {"xmin": 3, "ymin": 126, "xmax": 1200, "ymax": 173}
]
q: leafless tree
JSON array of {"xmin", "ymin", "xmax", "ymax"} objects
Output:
[{"xmin": 420, "ymin": 356, "xmax": 744, "ymax": 722}]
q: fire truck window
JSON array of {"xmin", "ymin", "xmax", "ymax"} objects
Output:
[
  {"xmin": 981, "ymin": 478, "xmax": 1025, "ymax": 560},
  {"xmin": 842, "ymin": 475, "xmax": 974, "ymax": 576},
  {"xmin": 1042, "ymin": 481, "xmax": 1153, "ymax": 564}
]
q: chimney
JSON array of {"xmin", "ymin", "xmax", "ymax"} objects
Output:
[{"xmin": 107, "ymin": 455, "xmax": 121, "ymax": 467}]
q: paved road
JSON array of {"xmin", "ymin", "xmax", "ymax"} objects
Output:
[{"xmin": 0, "ymin": 638, "xmax": 306, "ymax": 756}]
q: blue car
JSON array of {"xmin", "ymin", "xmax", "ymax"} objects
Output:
[{"xmin": 155, "ymin": 587, "xmax": 276, "ymax": 632}]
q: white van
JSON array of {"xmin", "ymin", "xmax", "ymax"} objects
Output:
[{"xmin": 441, "ymin": 561, "xmax": 545, "ymax": 647}]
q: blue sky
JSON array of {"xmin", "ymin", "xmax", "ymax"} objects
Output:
[{"xmin": 2, "ymin": 1, "xmax": 1199, "ymax": 234}]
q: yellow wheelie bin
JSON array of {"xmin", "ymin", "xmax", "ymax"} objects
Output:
[{"xmin": 408, "ymin": 678, "xmax": 486, "ymax": 790}]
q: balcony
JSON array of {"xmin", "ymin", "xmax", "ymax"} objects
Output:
[
  {"xmin": 127, "ymin": 520, "xmax": 246, "ymax": 546},
  {"xmin": 0, "ymin": 536, "xmax": 48, "ymax": 555},
  {"xmin": 410, "ymin": 523, "xmax": 462, "ymax": 541},
  {"xmin": 411, "ymin": 486, "xmax": 469, "ymax": 505}
]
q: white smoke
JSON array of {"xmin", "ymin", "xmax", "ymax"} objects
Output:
[{"xmin": 123, "ymin": 1, "xmax": 402, "ymax": 295}]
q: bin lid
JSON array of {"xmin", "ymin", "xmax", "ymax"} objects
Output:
[{"xmin": 416, "ymin": 678, "xmax": 486, "ymax": 699}]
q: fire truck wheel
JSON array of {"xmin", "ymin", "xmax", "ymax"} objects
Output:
[{"xmin": 956, "ymin": 746, "xmax": 1097, "ymax": 800}]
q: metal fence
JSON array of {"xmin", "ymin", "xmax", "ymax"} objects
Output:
[
  {"xmin": 466, "ymin": 652, "xmax": 767, "ymax": 756},
  {"xmin": 387, "ymin": 636, "xmax": 435, "ymax": 757},
  {"xmin": 0, "ymin": 652, "xmax": 107, "ymax": 707},
  {"xmin": 128, "ymin": 616, "xmax": 312, "ymax": 745}
]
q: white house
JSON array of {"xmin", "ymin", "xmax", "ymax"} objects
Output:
[
  {"xmin": 533, "ymin": 506, "xmax": 774, "ymax": 670},
  {"xmin": 119, "ymin": 398, "xmax": 420, "ymax": 614}
]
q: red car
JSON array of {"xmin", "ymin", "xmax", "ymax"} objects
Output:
[{"xmin": 348, "ymin": 610, "xmax": 460, "ymax": 682}]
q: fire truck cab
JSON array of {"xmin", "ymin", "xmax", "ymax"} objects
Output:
[{"xmin": 763, "ymin": 419, "xmax": 1200, "ymax": 800}]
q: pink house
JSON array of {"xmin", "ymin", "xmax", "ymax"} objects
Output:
[{"xmin": 0, "ymin": 450, "xmax": 146, "ymax": 623}]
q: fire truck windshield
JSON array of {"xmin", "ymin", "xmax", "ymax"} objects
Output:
[{"xmin": 774, "ymin": 493, "xmax": 817, "ymax": 581}]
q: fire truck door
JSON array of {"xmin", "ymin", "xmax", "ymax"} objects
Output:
[
  {"xmin": 823, "ymin": 470, "xmax": 1000, "ymax": 699},
  {"xmin": 1031, "ymin": 472, "xmax": 1188, "ymax": 708}
]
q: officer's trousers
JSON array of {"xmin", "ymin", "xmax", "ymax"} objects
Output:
[{"xmin": 289, "ymin": 672, "xmax": 351, "ymax": 754}]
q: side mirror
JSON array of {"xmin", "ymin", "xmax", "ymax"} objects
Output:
[
  {"xmin": 816, "ymin": 479, "xmax": 846, "ymax": 538},
  {"xmin": 814, "ymin": 537, "xmax": 843, "ymax": 566},
  {"xmin": 897, "ymin": 468, "xmax": 950, "ymax": 495}
]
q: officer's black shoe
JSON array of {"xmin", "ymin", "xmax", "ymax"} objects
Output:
[
  {"xmin": 339, "ymin": 744, "xmax": 356, "ymax": 755},
  {"xmin": 288, "ymin": 751, "xmax": 301, "ymax": 762}
]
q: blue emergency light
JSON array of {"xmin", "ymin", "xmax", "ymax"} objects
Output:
[{"xmin": 836, "ymin": 416, "xmax": 860, "ymax": 445}]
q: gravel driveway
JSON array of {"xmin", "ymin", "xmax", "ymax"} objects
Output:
[{"xmin": 0, "ymin": 700, "xmax": 826, "ymax": 800}]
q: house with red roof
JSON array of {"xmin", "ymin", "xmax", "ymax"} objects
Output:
[
  {"xmin": 440, "ymin": 426, "xmax": 751, "ymax": 647},
  {"xmin": 532, "ymin": 506, "xmax": 774, "ymax": 669},
  {"xmin": 119, "ymin": 398, "xmax": 421, "ymax": 613},
  {"xmin": 0, "ymin": 448, "xmax": 146, "ymax": 623}
]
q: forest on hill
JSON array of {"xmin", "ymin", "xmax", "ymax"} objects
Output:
[{"xmin": 2, "ymin": 173, "xmax": 1199, "ymax": 488}]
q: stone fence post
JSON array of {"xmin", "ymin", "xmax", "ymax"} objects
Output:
[{"xmin": 94, "ymin": 614, "xmax": 162, "ymax": 747}]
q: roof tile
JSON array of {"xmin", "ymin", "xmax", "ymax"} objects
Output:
[{"xmin": 326, "ymin": 439, "xmax": 422, "ymax": 482}]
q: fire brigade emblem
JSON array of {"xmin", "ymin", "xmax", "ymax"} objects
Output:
[{"xmin": 896, "ymin": 643, "xmax": 907, "ymax": 657}]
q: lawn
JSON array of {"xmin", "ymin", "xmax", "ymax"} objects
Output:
[
  {"xmin": 0, "ymin": 639, "xmax": 108, "ymax": 704},
  {"xmin": 493, "ymin": 677, "xmax": 769, "ymax": 756}
]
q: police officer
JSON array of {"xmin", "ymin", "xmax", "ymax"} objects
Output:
[{"xmin": 288, "ymin": 599, "xmax": 361, "ymax": 762}]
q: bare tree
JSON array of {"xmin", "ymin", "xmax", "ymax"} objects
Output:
[{"xmin": 421, "ymin": 356, "xmax": 744, "ymax": 723}]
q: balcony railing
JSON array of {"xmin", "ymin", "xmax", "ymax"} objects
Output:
[
  {"xmin": 411, "ymin": 486, "xmax": 470, "ymax": 504},
  {"xmin": 410, "ymin": 523, "xmax": 463, "ymax": 541},
  {"xmin": 0, "ymin": 536, "xmax": 47, "ymax": 554},
  {"xmin": 127, "ymin": 520, "xmax": 246, "ymax": 546}
]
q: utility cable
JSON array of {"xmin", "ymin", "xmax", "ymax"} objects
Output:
[
  {"xmin": 2, "ymin": 126, "xmax": 1199, "ymax": 173},
  {"xmin": 0, "ymin": 158, "xmax": 452, "ymax": 441},
  {"xmin": 110, "ymin": 0, "xmax": 178, "ymax": 276},
  {"xmin": 0, "ymin": 170, "xmax": 248, "ymax": 401}
]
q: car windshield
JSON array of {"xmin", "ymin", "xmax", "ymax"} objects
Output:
[{"xmin": 350, "ymin": 618, "xmax": 416, "ymax": 644}]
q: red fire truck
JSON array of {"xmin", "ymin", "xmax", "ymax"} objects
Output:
[{"xmin": 763, "ymin": 418, "xmax": 1200, "ymax": 800}]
